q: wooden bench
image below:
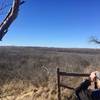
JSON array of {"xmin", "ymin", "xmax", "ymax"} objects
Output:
[{"xmin": 57, "ymin": 68, "xmax": 90, "ymax": 100}]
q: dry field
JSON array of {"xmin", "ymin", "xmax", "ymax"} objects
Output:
[{"xmin": 0, "ymin": 46, "xmax": 100, "ymax": 100}]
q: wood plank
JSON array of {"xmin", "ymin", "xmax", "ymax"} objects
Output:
[
  {"xmin": 59, "ymin": 72, "xmax": 90, "ymax": 77},
  {"xmin": 60, "ymin": 83, "xmax": 75, "ymax": 90}
]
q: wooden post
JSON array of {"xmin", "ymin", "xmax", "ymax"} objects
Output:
[
  {"xmin": 57, "ymin": 68, "xmax": 61, "ymax": 100},
  {"xmin": 57, "ymin": 68, "xmax": 90, "ymax": 100}
]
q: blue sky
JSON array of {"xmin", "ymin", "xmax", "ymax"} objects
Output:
[{"xmin": 1, "ymin": 0, "xmax": 100, "ymax": 48}]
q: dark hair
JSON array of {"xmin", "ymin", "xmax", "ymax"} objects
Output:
[{"xmin": 95, "ymin": 81, "xmax": 98, "ymax": 89}]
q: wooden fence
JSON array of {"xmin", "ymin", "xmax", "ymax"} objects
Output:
[{"xmin": 57, "ymin": 68, "xmax": 90, "ymax": 100}]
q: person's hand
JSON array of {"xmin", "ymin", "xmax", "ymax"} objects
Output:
[{"xmin": 89, "ymin": 71, "xmax": 98, "ymax": 82}]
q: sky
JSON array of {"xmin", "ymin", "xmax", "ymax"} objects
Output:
[{"xmin": 0, "ymin": 0, "xmax": 100, "ymax": 48}]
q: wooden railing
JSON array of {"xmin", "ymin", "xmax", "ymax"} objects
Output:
[{"xmin": 57, "ymin": 68, "xmax": 90, "ymax": 100}]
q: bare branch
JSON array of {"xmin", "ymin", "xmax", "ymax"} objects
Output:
[
  {"xmin": 89, "ymin": 36, "xmax": 100, "ymax": 44},
  {"xmin": 0, "ymin": 0, "xmax": 21, "ymax": 41}
]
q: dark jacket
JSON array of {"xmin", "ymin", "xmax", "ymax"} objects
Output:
[{"xmin": 75, "ymin": 79, "xmax": 100, "ymax": 100}]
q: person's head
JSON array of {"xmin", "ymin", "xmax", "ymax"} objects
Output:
[{"xmin": 90, "ymin": 71, "xmax": 100, "ymax": 89}]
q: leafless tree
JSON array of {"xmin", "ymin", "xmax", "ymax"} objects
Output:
[
  {"xmin": 0, "ymin": 0, "xmax": 24, "ymax": 41},
  {"xmin": 89, "ymin": 36, "xmax": 100, "ymax": 44}
]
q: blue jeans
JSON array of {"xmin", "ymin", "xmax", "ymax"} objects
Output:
[{"xmin": 91, "ymin": 89, "xmax": 100, "ymax": 100}]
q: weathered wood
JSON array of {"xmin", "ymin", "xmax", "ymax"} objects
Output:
[
  {"xmin": 59, "ymin": 72, "xmax": 90, "ymax": 77},
  {"xmin": 57, "ymin": 68, "xmax": 61, "ymax": 100},
  {"xmin": 60, "ymin": 83, "xmax": 75, "ymax": 90},
  {"xmin": 57, "ymin": 68, "xmax": 90, "ymax": 100}
]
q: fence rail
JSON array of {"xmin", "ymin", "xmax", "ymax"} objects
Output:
[{"xmin": 57, "ymin": 68, "xmax": 90, "ymax": 100}]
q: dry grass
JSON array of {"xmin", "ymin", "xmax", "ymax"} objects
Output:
[{"xmin": 0, "ymin": 46, "xmax": 100, "ymax": 99}]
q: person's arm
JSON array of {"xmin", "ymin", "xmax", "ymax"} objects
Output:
[{"xmin": 75, "ymin": 79, "xmax": 91, "ymax": 100}]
